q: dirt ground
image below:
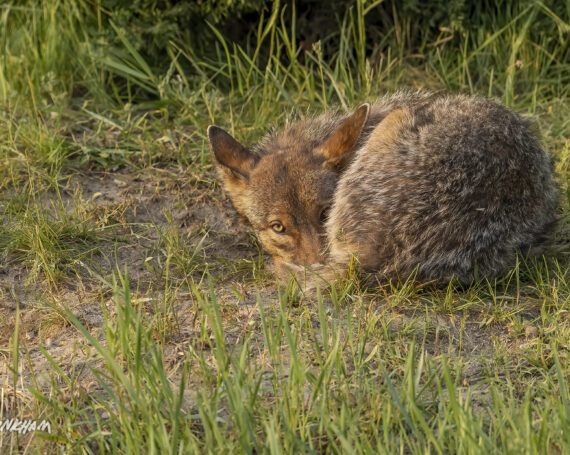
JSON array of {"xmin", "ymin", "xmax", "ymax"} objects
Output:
[{"xmin": 0, "ymin": 166, "xmax": 555, "ymax": 421}]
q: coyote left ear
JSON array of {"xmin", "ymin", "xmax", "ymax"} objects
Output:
[
  {"xmin": 207, "ymin": 125, "xmax": 257, "ymax": 181},
  {"xmin": 318, "ymin": 103, "xmax": 370, "ymax": 167}
]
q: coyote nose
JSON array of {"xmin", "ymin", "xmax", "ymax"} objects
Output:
[{"xmin": 297, "ymin": 229, "xmax": 324, "ymax": 265}]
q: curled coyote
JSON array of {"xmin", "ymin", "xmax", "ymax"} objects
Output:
[{"xmin": 208, "ymin": 91, "xmax": 556, "ymax": 285}]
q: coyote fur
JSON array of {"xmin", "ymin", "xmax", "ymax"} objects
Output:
[{"xmin": 207, "ymin": 91, "xmax": 556, "ymax": 285}]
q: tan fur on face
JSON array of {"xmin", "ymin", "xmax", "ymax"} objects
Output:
[
  {"xmin": 207, "ymin": 122, "xmax": 341, "ymax": 269},
  {"xmin": 241, "ymin": 150, "xmax": 335, "ymax": 267}
]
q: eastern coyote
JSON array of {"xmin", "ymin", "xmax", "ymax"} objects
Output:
[{"xmin": 208, "ymin": 91, "xmax": 556, "ymax": 285}]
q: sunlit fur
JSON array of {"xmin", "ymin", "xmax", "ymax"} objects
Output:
[{"xmin": 209, "ymin": 91, "xmax": 557, "ymax": 285}]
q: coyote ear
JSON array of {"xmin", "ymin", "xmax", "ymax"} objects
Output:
[
  {"xmin": 207, "ymin": 126, "xmax": 257, "ymax": 182},
  {"xmin": 318, "ymin": 103, "xmax": 370, "ymax": 168},
  {"xmin": 367, "ymin": 108, "xmax": 412, "ymax": 148}
]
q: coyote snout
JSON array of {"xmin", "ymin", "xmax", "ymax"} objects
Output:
[{"xmin": 208, "ymin": 91, "xmax": 556, "ymax": 285}]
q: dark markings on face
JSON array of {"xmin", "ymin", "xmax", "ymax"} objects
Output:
[{"xmin": 245, "ymin": 149, "xmax": 340, "ymax": 264}]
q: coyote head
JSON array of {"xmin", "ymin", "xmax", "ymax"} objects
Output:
[{"xmin": 207, "ymin": 104, "xmax": 370, "ymax": 273}]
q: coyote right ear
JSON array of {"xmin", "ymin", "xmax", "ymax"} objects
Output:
[
  {"xmin": 207, "ymin": 126, "xmax": 258, "ymax": 182},
  {"xmin": 368, "ymin": 108, "xmax": 412, "ymax": 148},
  {"xmin": 318, "ymin": 103, "xmax": 370, "ymax": 168}
]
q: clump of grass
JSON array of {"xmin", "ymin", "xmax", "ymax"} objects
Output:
[
  {"xmin": 148, "ymin": 212, "xmax": 209, "ymax": 279},
  {"xmin": 0, "ymin": 178, "xmax": 104, "ymax": 285},
  {"xmin": 0, "ymin": 214, "xmax": 97, "ymax": 285}
]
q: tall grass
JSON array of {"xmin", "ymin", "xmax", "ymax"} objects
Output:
[
  {"xmin": 0, "ymin": 1, "xmax": 109, "ymax": 107},
  {"xmin": 2, "ymin": 1, "xmax": 568, "ymax": 123},
  {"xmin": 3, "ymin": 271, "xmax": 566, "ymax": 452}
]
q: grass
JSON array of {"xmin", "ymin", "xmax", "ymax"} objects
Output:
[{"xmin": 0, "ymin": 0, "xmax": 569, "ymax": 453}]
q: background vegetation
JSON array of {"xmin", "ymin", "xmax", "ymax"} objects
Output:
[{"xmin": 0, "ymin": 0, "xmax": 569, "ymax": 453}]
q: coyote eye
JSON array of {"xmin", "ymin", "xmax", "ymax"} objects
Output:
[
  {"xmin": 319, "ymin": 207, "xmax": 330, "ymax": 225},
  {"xmin": 271, "ymin": 222, "xmax": 286, "ymax": 234}
]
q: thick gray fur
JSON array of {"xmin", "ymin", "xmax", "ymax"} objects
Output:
[
  {"xmin": 327, "ymin": 91, "xmax": 557, "ymax": 283},
  {"xmin": 209, "ymin": 90, "xmax": 557, "ymax": 285}
]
